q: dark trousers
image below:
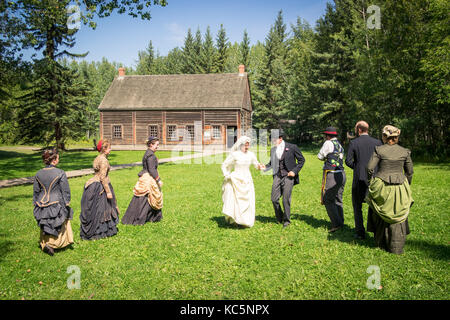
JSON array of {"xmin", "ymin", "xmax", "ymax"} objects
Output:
[
  {"xmin": 352, "ymin": 180, "xmax": 369, "ymax": 235},
  {"xmin": 323, "ymin": 171, "xmax": 346, "ymax": 228},
  {"xmin": 271, "ymin": 175, "xmax": 295, "ymax": 224}
]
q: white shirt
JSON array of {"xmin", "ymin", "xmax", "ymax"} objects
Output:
[
  {"xmin": 317, "ymin": 138, "xmax": 343, "ymax": 161},
  {"xmin": 276, "ymin": 140, "xmax": 285, "ymax": 160}
]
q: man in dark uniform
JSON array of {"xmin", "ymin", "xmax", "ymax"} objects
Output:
[
  {"xmin": 345, "ymin": 121, "xmax": 382, "ymax": 239},
  {"xmin": 263, "ymin": 129, "xmax": 305, "ymax": 228}
]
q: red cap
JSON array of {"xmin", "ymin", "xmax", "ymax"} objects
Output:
[{"xmin": 96, "ymin": 140, "xmax": 103, "ymax": 152}]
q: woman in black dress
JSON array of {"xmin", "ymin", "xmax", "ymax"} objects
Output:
[
  {"xmin": 121, "ymin": 137, "xmax": 163, "ymax": 225},
  {"xmin": 33, "ymin": 148, "xmax": 74, "ymax": 256},
  {"xmin": 80, "ymin": 139, "xmax": 120, "ymax": 240}
]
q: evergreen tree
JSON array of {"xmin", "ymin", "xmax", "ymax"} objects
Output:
[
  {"xmin": 224, "ymin": 42, "xmax": 240, "ymax": 73},
  {"xmin": 193, "ymin": 28, "xmax": 203, "ymax": 73},
  {"xmin": 182, "ymin": 29, "xmax": 197, "ymax": 74},
  {"xmin": 214, "ymin": 24, "xmax": 229, "ymax": 73},
  {"xmin": 12, "ymin": 0, "xmax": 90, "ymax": 149},
  {"xmin": 239, "ymin": 29, "xmax": 251, "ymax": 70},
  {"xmin": 252, "ymin": 10, "xmax": 289, "ymax": 130},
  {"xmin": 136, "ymin": 40, "xmax": 155, "ymax": 74},
  {"xmin": 165, "ymin": 47, "xmax": 184, "ymax": 74},
  {"xmin": 200, "ymin": 26, "xmax": 216, "ymax": 73},
  {"xmin": 286, "ymin": 18, "xmax": 315, "ymax": 142},
  {"xmin": 16, "ymin": 58, "xmax": 91, "ymax": 149},
  {"xmin": 2, "ymin": 0, "xmax": 167, "ymax": 147},
  {"xmin": 309, "ymin": 0, "xmax": 363, "ymax": 142}
]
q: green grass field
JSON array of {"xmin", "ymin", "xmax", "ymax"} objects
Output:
[
  {"xmin": 0, "ymin": 148, "xmax": 192, "ymax": 180},
  {"xmin": 0, "ymin": 151, "xmax": 448, "ymax": 300}
]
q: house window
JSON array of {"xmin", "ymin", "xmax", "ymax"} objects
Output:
[
  {"xmin": 148, "ymin": 125, "xmax": 159, "ymax": 138},
  {"xmin": 167, "ymin": 125, "xmax": 177, "ymax": 141},
  {"xmin": 213, "ymin": 125, "xmax": 221, "ymax": 139},
  {"xmin": 186, "ymin": 125, "xmax": 194, "ymax": 140},
  {"xmin": 113, "ymin": 125, "xmax": 122, "ymax": 139}
]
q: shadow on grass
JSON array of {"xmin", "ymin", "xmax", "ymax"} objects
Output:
[
  {"xmin": 0, "ymin": 234, "xmax": 15, "ymax": 262},
  {"xmin": 0, "ymin": 193, "xmax": 32, "ymax": 202},
  {"xmin": 255, "ymin": 215, "xmax": 280, "ymax": 224},
  {"xmin": 293, "ymin": 213, "xmax": 329, "ymax": 229},
  {"xmin": 407, "ymin": 240, "xmax": 450, "ymax": 261},
  {"xmin": 294, "ymin": 214, "xmax": 376, "ymax": 248},
  {"xmin": 0, "ymin": 150, "xmax": 41, "ymax": 179},
  {"xmin": 210, "ymin": 216, "xmax": 250, "ymax": 229}
]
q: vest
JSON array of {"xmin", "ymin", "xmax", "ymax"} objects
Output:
[{"xmin": 323, "ymin": 140, "xmax": 344, "ymax": 171}]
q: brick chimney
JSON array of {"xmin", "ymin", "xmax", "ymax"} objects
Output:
[
  {"xmin": 118, "ymin": 67, "xmax": 126, "ymax": 77},
  {"xmin": 238, "ymin": 64, "xmax": 245, "ymax": 76}
]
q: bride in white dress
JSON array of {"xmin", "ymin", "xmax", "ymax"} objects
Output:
[{"xmin": 221, "ymin": 136, "xmax": 264, "ymax": 227}]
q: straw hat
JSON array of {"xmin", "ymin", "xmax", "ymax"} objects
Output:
[{"xmin": 382, "ymin": 125, "xmax": 401, "ymax": 138}]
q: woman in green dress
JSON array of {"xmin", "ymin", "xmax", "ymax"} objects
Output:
[{"xmin": 365, "ymin": 125, "xmax": 414, "ymax": 254}]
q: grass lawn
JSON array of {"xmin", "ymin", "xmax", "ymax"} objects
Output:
[
  {"xmin": 0, "ymin": 148, "xmax": 192, "ymax": 180},
  {"xmin": 0, "ymin": 151, "xmax": 448, "ymax": 300}
]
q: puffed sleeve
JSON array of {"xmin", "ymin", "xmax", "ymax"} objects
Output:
[
  {"xmin": 250, "ymin": 151, "xmax": 259, "ymax": 169},
  {"xmin": 404, "ymin": 149, "xmax": 414, "ymax": 185},
  {"xmin": 98, "ymin": 157, "xmax": 112, "ymax": 195},
  {"xmin": 59, "ymin": 171, "xmax": 71, "ymax": 205},
  {"xmin": 317, "ymin": 140, "xmax": 333, "ymax": 161},
  {"xmin": 367, "ymin": 147, "xmax": 381, "ymax": 181},
  {"xmin": 221, "ymin": 152, "xmax": 235, "ymax": 179}
]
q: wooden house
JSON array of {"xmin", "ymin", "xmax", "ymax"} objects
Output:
[{"xmin": 98, "ymin": 65, "xmax": 252, "ymax": 149}]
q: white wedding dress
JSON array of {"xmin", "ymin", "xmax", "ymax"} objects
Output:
[{"xmin": 221, "ymin": 149, "xmax": 259, "ymax": 227}]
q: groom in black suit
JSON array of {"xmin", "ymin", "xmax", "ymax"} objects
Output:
[
  {"xmin": 345, "ymin": 121, "xmax": 382, "ymax": 239},
  {"xmin": 264, "ymin": 130, "xmax": 305, "ymax": 228}
]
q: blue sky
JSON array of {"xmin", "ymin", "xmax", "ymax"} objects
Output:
[{"xmin": 52, "ymin": 0, "xmax": 331, "ymax": 67}]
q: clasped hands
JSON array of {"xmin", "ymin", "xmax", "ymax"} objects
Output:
[{"xmin": 256, "ymin": 164, "xmax": 295, "ymax": 177}]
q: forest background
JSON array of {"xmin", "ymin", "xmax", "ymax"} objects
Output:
[{"xmin": 0, "ymin": 0, "xmax": 448, "ymax": 159}]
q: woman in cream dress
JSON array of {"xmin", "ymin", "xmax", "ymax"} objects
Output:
[{"xmin": 221, "ymin": 136, "xmax": 264, "ymax": 227}]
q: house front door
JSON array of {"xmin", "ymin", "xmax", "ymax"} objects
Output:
[{"xmin": 227, "ymin": 126, "xmax": 237, "ymax": 148}]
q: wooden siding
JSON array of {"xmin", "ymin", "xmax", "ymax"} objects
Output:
[
  {"xmin": 135, "ymin": 111, "xmax": 163, "ymax": 144},
  {"xmin": 102, "ymin": 111, "xmax": 133, "ymax": 145},
  {"xmin": 100, "ymin": 109, "xmax": 242, "ymax": 146},
  {"xmin": 204, "ymin": 110, "xmax": 239, "ymax": 125},
  {"xmin": 241, "ymin": 110, "xmax": 252, "ymax": 132},
  {"xmin": 166, "ymin": 111, "xmax": 201, "ymax": 124}
]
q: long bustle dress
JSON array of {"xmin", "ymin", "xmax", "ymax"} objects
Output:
[
  {"xmin": 80, "ymin": 153, "xmax": 120, "ymax": 240},
  {"xmin": 221, "ymin": 150, "xmax": 259, "ymax": 228},
  {"xmin": 121, "ymin": 149, "xmax": 163, "ymax": 225},
  {"xmin": 365, "ymin": 144, "xmax": 414, "ymax": 254},
  {"xmin": 33, "ymin": 165, "xmax": 74, "ymax": 250}
]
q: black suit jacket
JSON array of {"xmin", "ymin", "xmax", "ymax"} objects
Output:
[
  {"xmin": 345, "ymin": 134, "xmax": 382, "ymax": 184},
  {"xmin": 265, "ymin": 142, "xmax": 305, "ymax": 185}
]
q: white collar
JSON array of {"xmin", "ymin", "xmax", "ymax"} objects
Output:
[{"xmin": 276, "ymin": 141, "xmax": 285, "ymax": 159}]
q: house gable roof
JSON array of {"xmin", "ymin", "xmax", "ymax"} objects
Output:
[{"xmin": 98, "ymin": 73, "xmax": 252, "ymax": 111}]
